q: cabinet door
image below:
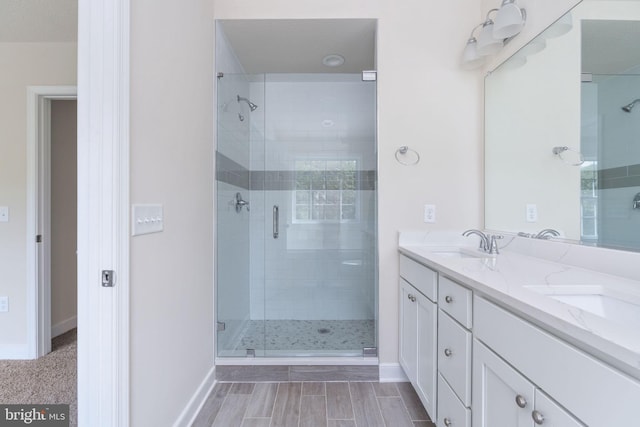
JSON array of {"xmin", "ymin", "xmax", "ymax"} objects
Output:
[
  {"xmin": 416, "ymin": 291, "xmax": 437, "ymax": 418},
  {"xmin": 473, "ymin": 339, "xmax": 535, "ymax": 427},
  {"xmin": 399, "ymin": 279, "xmax": 418, "ymax": 382},
  {"xmin": 533, "ymin": 390, "xmax": 585, "ymax": 427}
]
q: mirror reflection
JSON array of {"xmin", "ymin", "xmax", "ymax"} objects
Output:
[{"xmin": 485, "ymin": 0, "xmax": 640, "ymax": 252}]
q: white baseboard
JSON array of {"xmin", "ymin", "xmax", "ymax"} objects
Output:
[
  {"xmin": 379, "ymin": 363, "xmax": 409, "ymax": 382},
  {"xmin": 173, "ymin": 366, "xmax": 217, "ymax": 427},
  {"xmin": 52, "ymin": 315, "xmax": 77, "ymax": 338},
  {"xmin": 0, "ymin": 344, "xmax": 31, "ymax": 360}
]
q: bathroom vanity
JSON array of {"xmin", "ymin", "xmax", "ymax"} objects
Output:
[{"xmin": 398, "ymin": 232, "xmax": 640, "ymax": 427}]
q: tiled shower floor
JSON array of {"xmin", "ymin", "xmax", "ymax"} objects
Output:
[{"xmin": 231, "ymin": 320, "xmax": 376, "ymax": 355}]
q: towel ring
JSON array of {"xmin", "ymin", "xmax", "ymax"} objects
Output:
[
  {"xmin": 395, "ymin": 146, "xmax": 420, "ymax": 166},
  {"xmin": 552, "ymin": 146, "xmax": 584, "ymax": 166}
]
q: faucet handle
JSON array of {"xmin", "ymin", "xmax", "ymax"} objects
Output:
[{"xmin": 488, "ymin": 234, "xmax": 503, "ymax": 255}]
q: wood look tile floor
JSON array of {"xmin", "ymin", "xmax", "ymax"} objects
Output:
[{"xmin": 192, "ymin": 381, "xmax": 435, "ymax": 427}]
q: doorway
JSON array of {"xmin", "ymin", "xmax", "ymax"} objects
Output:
[{"xmin": 26, "ymin": 87, "xmax": 77, "ymax": 358}]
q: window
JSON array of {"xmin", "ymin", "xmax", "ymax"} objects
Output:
[{"xmin": 293, "ymin": 160, "xmax": 358, "ymax": 222}]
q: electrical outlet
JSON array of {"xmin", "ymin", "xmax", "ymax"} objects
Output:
[
  {"xmin": 526, "ymin": 204, "xmax": 538, "ymax": 223},
  {"xmin": 0, "ymin": 297, "xmax": 8, "ymax": 313},
  {"xmin": 424, "ymin": 204, "xmax": 436, "ymax": 223}
]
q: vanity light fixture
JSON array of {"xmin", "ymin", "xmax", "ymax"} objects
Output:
[
  {"xmin": 477, "ymin": 9, "xmax": 503, "ymax": 56},
  {"xmin": 493, "ymin": 0, "xmax": 526, "ymax": 39},
  {"xmin": 462, "ymin": 24, "xmax": 486, "ymax": 69},
  {"xmin": 461, "ymin": 1, "xmax": 526, "ymax": 69}
]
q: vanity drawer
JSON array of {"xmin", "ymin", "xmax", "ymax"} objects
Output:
[
  {"xmin": 438, "ymin": 373, "xmax": 471, "ymax": 427},
  {"xmin": 438, "ymin": 309, "xmax": 472, "ymax": 406},
  {"xmin": 474, "ymin": 296, "xmax": 640, "ymax": 427},
  {"xmin": 438, "ymin": 276, "xmax": 472, "ymax": 328},
  {"xmin": 399, "ymin": 254, "xmax": 437, "ymax": 302}
]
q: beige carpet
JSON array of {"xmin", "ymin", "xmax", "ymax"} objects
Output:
[{"xmin": 0, "ymin": 329, "xmax": 77, "ymax": 426}]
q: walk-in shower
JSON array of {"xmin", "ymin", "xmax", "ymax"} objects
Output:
[{"xmin": 215, "ymin": 20, "xmax": 378, "ymax": 359}]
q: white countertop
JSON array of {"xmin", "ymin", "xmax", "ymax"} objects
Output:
[{"xmin": 398, "ymin": 231, "xmax": 640, "ymax": 381}]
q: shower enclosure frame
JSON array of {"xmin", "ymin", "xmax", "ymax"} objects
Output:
[{"xmin": 214, "ymin": 71, "xmax": 379, "ymax": 361}]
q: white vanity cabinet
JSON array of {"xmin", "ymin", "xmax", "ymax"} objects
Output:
[
  {"xmin": 474, "ymin": 295, "xmax": 640, "ymax": 427},
  {"xmin": 399, "ymin": 255, "xmax": 438, "ymax": 418},
  {"xmin": 473, "ymin": 338, "xmax": 583, "ymax": 427}
]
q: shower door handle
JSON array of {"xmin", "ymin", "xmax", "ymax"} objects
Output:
[{"xmin": 273, "ymin": 205, "xmax": 279, "ymax": 239}]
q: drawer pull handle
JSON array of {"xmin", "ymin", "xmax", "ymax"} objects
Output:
[
  {"xmin": 532, "ymin": 410, "xmax": 545, "ymax": 425},
  {"xmin": 515, "ymin": 394, "xmax": 527, "ymax": 408},
  {"xmin": 445, "ymin": 295, "xmax": 453, "ymax": 303},
  {"xmin": 408, "ymin": 294, "xmax": 416, "ymax": 302},
  {"xmin": 443, "ymin": 418, "xmax": 452, "ymax": 427},
  {"xmin": 444, "ymin": 348, "xmax": 453, "ymax": 357}
]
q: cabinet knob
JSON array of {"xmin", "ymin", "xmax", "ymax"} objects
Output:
[
  {"xmin": 444, "ymin": 348, "xmax": 453, "ymax": 357},
  {"xmin": 408, "ymin": 294, "xmax": 416, "ymax": 302},
  {"xmin": 445, "ymin": 295, "xmax": 453, "ymax": 303},
  {"xmin": 443, "ymin": 417, "xmax": 452, "ymax": 426},
  {"xmin": 515, "ymin": 394, "xmax": 527, "ymax": 408},
  {"xmin": 532, "ymin": 410, "xmax": 545, "ymax": 425}
]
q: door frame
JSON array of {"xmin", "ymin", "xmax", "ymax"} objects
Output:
[
  {"xmin": 77, "ymin": 0, "xmax": 130, "ymax": 424},
  {"xmin": 26, "ymin": 86, "xmax": 78, "ymax": 359}
]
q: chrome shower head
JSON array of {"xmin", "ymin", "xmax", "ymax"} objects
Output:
[
  {"xmin": 622, "ymin": 99, "xmax": 640, "ymax": 112},
  {"xmin": 237, "ymin": 95, "xmax": 258, "ymax": 112}
]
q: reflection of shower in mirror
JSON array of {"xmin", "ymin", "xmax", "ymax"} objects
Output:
[{"xmin": 622, "ymin": 99, "xmax": 640, "ymax": 112}]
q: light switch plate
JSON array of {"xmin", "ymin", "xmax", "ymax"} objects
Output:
[
  {"xmin": 0, "ymin": 206, "xmax": 8, "ymax": 222},
  {"xmin": 132, "ymin": 204, "xmax": 164, "ymax": 236},
  {"xmin": 0, "ymin": 296, "xmax": 8, "ymax": 312}
]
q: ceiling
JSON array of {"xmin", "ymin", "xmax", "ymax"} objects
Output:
[
  {"xmin": 0, "ymin": 0, "xmax": 77, "ymax": 42},
  {"xmin": 219, "ymin": 19, "xmax": 376, "ymax": 74},
  {"xmin": 582, "ymin": 19, "xmax": 640, "ymax": 75}
]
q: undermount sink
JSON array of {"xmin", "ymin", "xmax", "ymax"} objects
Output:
[
  {"xmin": 428, "ymin": 247, "xmax": 494, "ymax": 259},
  {"xmin": 525, "ymin": 285, "xmax": 640, "ymax": 328}
]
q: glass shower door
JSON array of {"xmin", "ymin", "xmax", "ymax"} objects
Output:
[
  {"xmin": 261, "ymin": 73, "xmax": 378, "ymax": 357},
  {"xmin": 216, "ymin": 73, "xmax": 265, "ymax": 357}
]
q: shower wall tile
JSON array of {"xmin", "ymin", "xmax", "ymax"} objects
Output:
[{"xmin": 217, "ymin": 152, "xmax": 250, "ymax": 190}]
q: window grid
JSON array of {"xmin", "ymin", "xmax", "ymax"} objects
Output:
[{"xmin": 293, "ymin": 160, "xmax": 358, "ymax": 223}]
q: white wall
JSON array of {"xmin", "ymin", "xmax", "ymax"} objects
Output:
[
  {"xmin": 129, "ymin": 0, "xmax": 214, "ymax": 424},
  {"xmin": 0, "ymin": 42, "xmax": 76, "ymax": 358},
  {"xmin": 213, "ymin": 0, "xmax": 484, "ymax": 364}
]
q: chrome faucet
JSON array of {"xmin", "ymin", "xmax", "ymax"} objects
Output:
[
  {"xmin": 462, "ymin": 229, "xmax": 489, "ymax": 251},
  {"xmin": 462, "ymin": 229, "xmax": 503, "ymax": 254},
  {"xmin": 534, "ymin": 229, "xmax": 560, "ymax": 239}
]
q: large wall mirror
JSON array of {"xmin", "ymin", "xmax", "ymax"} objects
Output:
[{"xmin": 485, "ymin": 0, "xmax": 640, "ymax": 252}]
